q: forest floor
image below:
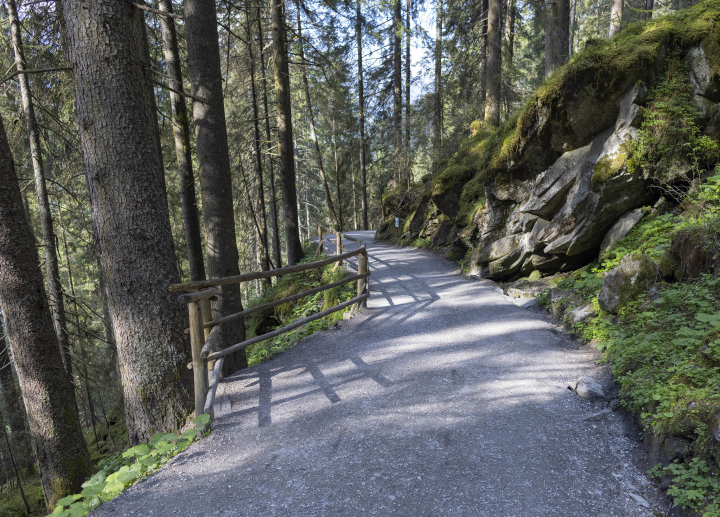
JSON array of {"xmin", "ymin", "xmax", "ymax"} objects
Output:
[{"xmin": 91, "ymin": 232, "xmax": 669, "ymax": 516}]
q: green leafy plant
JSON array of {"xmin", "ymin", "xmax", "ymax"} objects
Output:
[{"xmin": 50, "ymin": 414, "xmax": 210, "ymax": 516}]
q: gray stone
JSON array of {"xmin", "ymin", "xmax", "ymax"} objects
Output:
[
  {"xmin": 568, "ymin": 303, "xmax": 597, "ymax": 324},
  {"xmin": 693, "ymin": 94, "xmax": 719, "ymax": 125},
  {"xmin": 629, "ymin": 493, "xmax": 650, "ymax": 509},
  {"xmin": 583, "ymin": 408, "xmax": 612, "ymax": 422},
  {"xmin": 597, "ymin": 254, "xmax": 658, "ymax": 314},
  {"xmin": 600, "ymin": 208, "xmax": 646, "ymax": 252},
  {"xmin": 573, "ymin": 376, "xmax": 605, "ymax": 400},
  {"xmin": 685, "ymin": 46, "xmax": 720, "ymax": 102}
]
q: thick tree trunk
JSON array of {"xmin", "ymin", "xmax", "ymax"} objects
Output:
[
  {"xmin": 8, "ymin": 0, "xmax": 72, "ymax": 382},
  {"xmin": 393, "ymin": 0, "xmax": 403, "ymax": 160},
  {"xmin": 256, "ymin": 7, "xmax": 283, "ymax": 269},
  {"xmin": 356, "ymin": 0, "xmax": 368, "ymax": 230},
  {"xmin": 609, "ymin": 0, "xmax": 622, "ymax": 37},
  {"xmin": 505, "ymin": 0, "xmax": 516, "ymax": 63},
  {"xmin": 185, "ymin": 0, "xmax": 248, "ymax": 374},
  {"xmin": 405, "ymin": 0, "xmax": 411, "ymax": 149},
  {"xmin": 245, "ymin": 0, "xmax": 270, "ymax": 279},
  {"xmin": 434, "ymin": 0, "xmax": 442, "ymax": 172},
  {"xmin": 158, "ymin": 0, "xmax": 206, "ymax": 282},
  {"xmin": 545, "ymin": 0, "xmax": 570, "ymax": 77},
  {"xmin": 331, "ymin": 110, "xmax": 343, "ymax": 231},
  {"xmin": 60, "ymin": 0, "xmax": 194, "ymax": 443},
  {"xmin": 484, "ymin": 0, "xmax": 502, "ymax": 126},
  {"xmin": 296, "ymin": 3, "xmax": 340, "ymax": 231},
  {"xmin": 569, "ymin": 0, "xmax": 577, "ymax": 56},
  {"xmin": 272, "ymin": 0, "xmax": 304, "ymax": 265},
  {"xmin": 645, "ymin": 0, "xmax": 654, "ymax": 19},
  {"xmin": 0, "ymin": 115, "xmax": 92, "ymax": 509}
]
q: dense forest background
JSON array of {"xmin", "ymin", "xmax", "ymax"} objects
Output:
[{"xmin": 0, "ymin": 0, "xmax": 707, "ymax": 513}]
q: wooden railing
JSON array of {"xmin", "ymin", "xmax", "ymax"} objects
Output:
[{"xmin": 169, "ymin": 227, "xmax": 369, "ymax": 419}]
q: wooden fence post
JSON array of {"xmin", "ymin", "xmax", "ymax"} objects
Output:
[
  {"xmin": 188, "ymin": 300, "xmax": 209, "ymax": 416},
  {"xmin": 357, "ymin": 248, "xmax": 367, "ymax": 308},
  {"xmin": 317, "ymin": 225, "xmax": 323, "ymax": 255},
  {"xmin": 336, "ymin": 231, "xmax": 342, "ymax": 268}
]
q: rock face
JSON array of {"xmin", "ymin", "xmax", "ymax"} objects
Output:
[
  {"xmin": 600, "ymin": 208, "xmax": 646, "ymax": 252},
  {"xmin": 470, "ymin": 82, "xmax": 656, "ymax": 279},
  {"xmin": 597, "ymin": 254, "xmax": 658, "ymax": 314}
]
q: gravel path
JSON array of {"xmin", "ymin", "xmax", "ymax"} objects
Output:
[{"xmin": 94, "ymin": 231, "xmax": 666, "ymax": 516}]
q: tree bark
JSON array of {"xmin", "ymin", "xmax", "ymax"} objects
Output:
[
  {"xmin": 434, "ymin": 0, "xmax": 442, "ymax": 172},
  {"xmin": 569, "ymin": 0, "xmax": 577, "ymax": 56},
  {"xmin": 0, "ymin": 114, "xmax": 92, "ymax": 510},
  {"xmin": 645, "ymin": 0, "xmax": 654, "ymax": 19},
  {"xmin": 245, "ymin": 0, "xmax": 271, "ymax": 279},
  {"xmin": 7, "ymin": 0, "xmax": 73, "ymax": 383},
  {"xmin": 609, "ymin": 0, "xmax": 622, "ymax": 37},
  {"xmin": 356, "ymin": 0, "xmax": 368, "ymax": 230},
  {"xmin": 393, "ymin": 0, "xmax": 403, "ymax": 161},
  {"xmin": 158, "ymin": 0, "xmax": 206, "ymax": 282},
  {"xmin": 296, "ymin": 3, "xmax": 341, "ymax": 231},
  {"xmin": 185, "ymin": 0, "xmax": 248, "ymax": 374},
  {"xmin": 484, "ymin": 0, "xmax": 502, "ymax": 126},
  {"xmin": 545, "ymin": 0, "xmax": 570, "ymax": 77},
  {"xmin": 479, "ymin": 0, "xmax": 488, "ymax": 107},
  {"xmin": 60, "ymin": 0, "xmax": 194, "ymax": 443},
  {"xmin": 272, "ymin": 0, "xmax": 304, "ymax": 265}
]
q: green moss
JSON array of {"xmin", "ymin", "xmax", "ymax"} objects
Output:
[
  {"xmin": 456, "ymin": 174, "xmax": 486, "ymax": 226},
  {"xmin": 432, "ymin": 164, "xmax": 473, "ymax": 198},
  {"xmin": 592, "ymin": 138, "xmax": 635, "ymax": 184}
]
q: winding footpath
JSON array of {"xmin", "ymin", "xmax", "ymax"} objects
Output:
[{"xmin": 94, "ymin": 231, "xmax": 665, "ymax": 516}]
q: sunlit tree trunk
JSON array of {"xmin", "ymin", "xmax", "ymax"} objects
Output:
[
  {"xmin": 0, "ymin": 114, "xmax": 92, "ymax": 510},
  {"xmin": 393, "ymin": 0, "xmax": 403, "ymax": 173},
  {"xmin": 61, "ymin": 0, "xmax": 194, "ymax": 443},
  {"xmin": 356, "ymin": 0, "xmax": 368, "ymax": 230},
  {"xmin": 158, "ymin": 0, "xmax": 206, "ymax": 282},
  {"xmin": 484, "ymin": 0, "xmax": 502, "ymax": 126},
  {"xmin": 545, "ymin": 0, "xmax": 570, "ymax": 77},
  {"xmin": 8, "ymin": 0, "xmax": 72, "ymax": 382},
  {"xmin": 434, "ymin": 0, "xmax": 442, "ymax": 172},
  {"xmin": 405, "ymin": 0, "xmax": 411, "ymax": 150},
  {"xmin": 185, "ymin": 0, "xmax": 248, "ymax": 373},
  {"xmin": 609, "ymin": 0, "xmax": 622, "ymax": 37},
  {"xmin": 272, "ymin": 0, "xmax": 304, "ymax": 264}
]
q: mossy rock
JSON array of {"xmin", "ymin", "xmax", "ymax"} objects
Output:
[
  {"xmin": 431, "ymin": 164, "xmax": 473, "ymax": 218},
  {"xmin": 597, "ymin": 253, "xmax": 659, "ymax": 313}
]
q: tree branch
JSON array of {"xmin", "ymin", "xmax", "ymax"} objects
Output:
[
  {"xmin": 132, "ymin": 2, "xmax": 183, "ymax": 18},
  {"xmin": 0, "ymin": 66, "xmax": 72, "ymax": 86}
]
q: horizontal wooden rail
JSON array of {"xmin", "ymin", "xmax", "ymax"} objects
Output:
[
  {"xmin": 206, "ymin": 293, "xmax": 369, "ymax": 361},
  {"xmin": 202, "ymin": 271, "xmax": 371, "ymax": 331},
  {"xmin": 200, "ymin": 325, "xmax": 221, "ymax": 359},
  {"xmin": 177, "ymin": 287, "xmax": 218, "ymax": 304},
  {"xmin": 170, "ymin": 247, "xmax": 365, "ymax": 292},
  {"xmin": 319, "ymin": 225, "xmax": 364, "ymax": 244}
]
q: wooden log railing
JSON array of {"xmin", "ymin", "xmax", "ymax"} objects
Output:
[{"xmin": 170, "ymin": 229, "xmax": 370, "ymax": 419}]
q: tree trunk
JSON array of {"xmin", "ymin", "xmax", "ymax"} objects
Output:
[
  {"xmin": 405, "ymin": 0, "xmax": 411, "ymax": 150},
  {"xmin": 609, "ymin": 0, "xmax": 622, "ymax": 37},
  {"xmin": 245, "ymin": 0, "xmax": 270, "ymax": 280},
  {"xmin": 356, "ymin": 0, "xmax": 368, "ymax": 230},
  {"xmin": 158, "ymin": 0, "xmax": 206, "ymax": 282},
  {"xmin": 545, "ymin": 0, "xmax": 570, "ymax": 77},
  {"xmin": 569, "ymin": 0, "xmax": 577, "ymax": 56},
  {"xmin": 331, "ymin": 109, "xmax": 343, "ymax": 231},
  {"xmin": 393, "ymin": 0, "xmax": 403, "ymax": 162},
  {"xmin": 0, "ymin": 114, "xmax": 92, "ymax": 510},
  {"xmin": 296, "ymin": 3, "xmax": 341, "ymax": 231},
  {"xmin": 185, "ymin": 0, "xmax": 248, "ymax": 374},
  {"xmin": 505, "ymin": 0, "xmax": 516, "ymax": 63},
  {"xmin": 8, "ymin": 0, "xmax": 73, "ymax": 383},
  {"xmin": 256, "ymin": 6, "xmax": 283, "ymax": 270},
  {"xmin": 434, "ymin": 0, "xmax": 442, "ymax": 172},
  {"xmin": 272, "ymin": 0, "xmax": 304, "ymax": 265},
  {"xmin": 60, "ymin": 0, "xmax": 194, "ymax": 443},
  {"xmin": 484, "ymin": 0, "xmax": 502, "ymax": 126},
  {"xmin": 645, "ymin": 0, "xmax": 654, "ymax": 19},
  {"xmin": 479, "ymin": 0, "xmax": 488, "ymax": 107}
]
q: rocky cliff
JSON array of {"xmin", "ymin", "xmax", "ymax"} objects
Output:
[{"xmin": 378, "ymin": 1, "xmax": 720, "ymax": 280}]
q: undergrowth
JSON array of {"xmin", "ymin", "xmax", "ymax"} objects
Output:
[
  {"xmin": 245, "ymin": 242, "xmax": 358, "ymax": 366},
  {"xmin": 50, "ymin": 414, "xmax": 210, "ymax": 516}
]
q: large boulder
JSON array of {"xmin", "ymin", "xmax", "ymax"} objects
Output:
[
  {"xmin": 471, "ymin": 82, "xmax": 656, "ymax": 279},
  {"xmin": 597, "ymin": 254, "xmax": 658, "ymax": 314}
]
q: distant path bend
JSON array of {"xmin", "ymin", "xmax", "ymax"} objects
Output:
[{"xmin": 94, "ymin": 231, "xmax": 663, "ymax": 516}]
